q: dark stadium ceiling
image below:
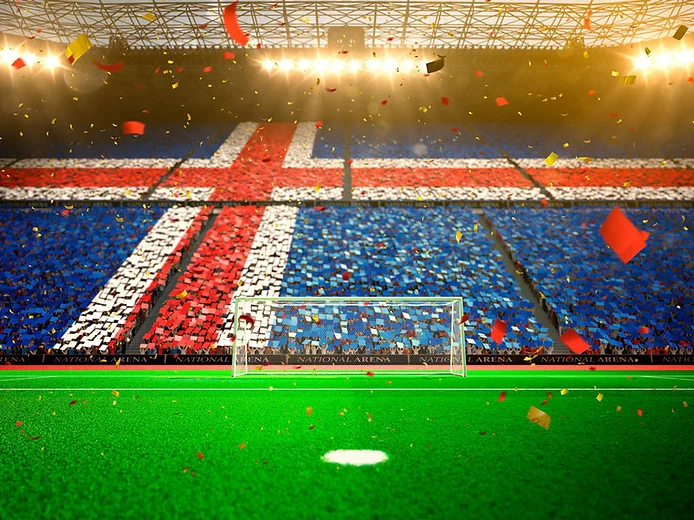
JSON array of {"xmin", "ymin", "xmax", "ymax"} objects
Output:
[{"xmin": 1, "ymin": 0, "xmax": 693, "ymax": 50}]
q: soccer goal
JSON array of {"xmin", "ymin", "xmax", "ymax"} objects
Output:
[{"xmin": 230, "ymin": 297, "xmax": 466, "ymax": 377}]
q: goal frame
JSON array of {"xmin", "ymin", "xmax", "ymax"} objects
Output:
[{"xmin": 231, "ymin": 296, "xmax": 466, "ymax": 377}]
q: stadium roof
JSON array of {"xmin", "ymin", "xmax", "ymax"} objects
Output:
[{"xmin": 1, "ymin": 0, "xmax": 692, "ymax": 50}]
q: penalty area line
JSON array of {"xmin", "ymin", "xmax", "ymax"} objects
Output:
[{"xmin": 1, "ymin": 387, "xmax": 694, "ymax": 392}]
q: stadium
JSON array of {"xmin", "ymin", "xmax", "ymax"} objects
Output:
[{"xmin": 1, "ymin": 0, "xmax": 693, "ymax": 518}]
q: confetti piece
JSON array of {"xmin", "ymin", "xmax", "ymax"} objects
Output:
[
  {"xmin": 684, "ymin": 402, "xmax": 688, "ymax": 408},
  {"xmin": 12, "ymin": 57, "xmax": 26, "ymax": 70},
  {"xmin": 325, "ymin": 87, "xmax": 337, "ymax": 92},
  {"xmin": 425, "ymin": 57, "xmax": 445, "ymax": 73},
  {"xmin": 479, "ymin": 431, "xmax": 487, "ymax": 436},
  {"xmin": 366, "ymin": 371, "xmax": 375, "ymax": 377},
  {"xmin": 498, "ymin": 391, "xmax": 506, "ymax": 402},
  {"xmin": 560, "ymin": 329, "xmax": 591, "ymax": 354},
  {"xmin": 527, "ymin": 406, "xmax": 551, "ymax": 430},
  {"xmin": 639, "ymin": 326, "xmax": 650, "ymax": 335},
  {"xmin": 238, "ymin": 442, "xmax": 247, "ymax": 450},
  {"xmin": 175, "ymin": 290, "xmax": 188, "ymax": 300},
  {"xmin": 224, "ymin": 0, "xmax": 248, "ymax": 47},
  {"xmin": 616, "ymin": 405, "xmax": 622, "ymax": 413},
  {"xmin": 314, "ymin": 206, "xmax": 326, "ymax": 212},
  {"xmin": 544, "ymin": 152, "xmax": 559, "ymax": 166},
  {"xmin": 455, "ymin": 231, "xmax": 462, "ymax": 244},
  {"xmin": 491, "ymin": 320, "xmax": 507, "ymax": 345},
  {"xmin": 459, "ymin": 313, "xmax": 470, "ymax": 324},
  {"xmin": 547, "ymin": 392, "xmax": 553, "ymax": 399},
  {"xmin": 142, "ymin": 12, "xmax": 156, "ymax": 22},
  {"xmin": 587, "ymin": 89, "xmax": 596, "ymax": 96},
  {"xmin": 314, "ymin": 121, "xmax": 323, "ymax": 129},
  {"xmin": 15, "ymin": 421, "xmax": 22, "ymax": 427},
  {"xmin": 122, "ymin": 121, "xmax": 145, "ymax": 135},
  {"xmin": 196, "ymin": 451, "xmax": 204, "ymax": 461},
  {"xmin": 451, "ymin": 127, "xmax": 459, "ymax": 132},
  {"xmin": 65, "ymin": 34, "xmax": 91, "ymax": 64},
  {"xmin": 540, "ymin": 399, "xmax": 548, "ymax": 406},
  {"xmin": 600, "ymin": 207, "xmax": 649, "ymax": 264},
  {"xmin": 93, "ymin": 60, "xmax": 124, "ymax": 72},
  {"xmin": 644, "ymin": 47, "xmax": 652, "ymax": 57},
  {"xmin": 306, "ymin": 407, "xmax": 313, "ymax": 416},
  {"xmin": 596, "ymin": 393, "xmax": 603, "ymax": 402},
  {"xmin": 69, "ymin": 400, "xmax": 77, "ymax": 406},
  {"xmin": 342, "ymin": 271, "xmax": 351, "ymax": 281},
  {"xmin": 381, "ymin": 100, "xmax": 388, "ymax": 105},
  {"xmin": 622, "ymin": 75, "xmax": 636, "ymax": 85},
  {"xmin": 637, "ymin": 409, "xmax": 643, "ymax": 417},
  {"xmin": 309, "ymin": 425, "xmax": 316, "ymax": 430},
  {"xmin": 239, "ymin": 314, "xmax": 255, "ymax": 327},
  {"xmin": 112, "ymin": 390, "xmax": 120, "ymax": 398},
  {"xmin": 561, "ymin": 389, "xmax": 569, "ymax": 396},
  {"xmin": 223, "ymin": 51, "xmax": 235, "ymax": 60},
  {"xmin": 172, "ymin": 82, "xmax": 179, "ymax": 89},
  {"xmin": 474, "ymin": 70, "xmax": 483, "ymax": 77},
  {"xmin": 441, "ymin": 96, "xmax": 450, "ymax": 106},
  {"xmin": 495, "ymin": 97, "xmax": 509, "ymax": 107},
  {"xmin": 673, "ymin": 25, "xmax": 688, "ymax": 40},
  {"xmin": 203, "ymin": 66, "xmax": 212, "ymax": 73}
]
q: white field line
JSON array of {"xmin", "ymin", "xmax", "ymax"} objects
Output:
[
  {"xmin": 641, "ymin": 375, "xmax": 694, "ymax": 382},
  {"xmin": 0, "ymin": 376, "xmax": 57, "ymax": 383},
  {"xmin": 0, "ymin": 387, "xmax": 692, "ymax": 392}
]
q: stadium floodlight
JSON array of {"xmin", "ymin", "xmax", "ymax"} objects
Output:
[
  {"xmin": 0, "ymin": 48, "xmax": 16, "ymax": 65},
  {"xmin": 43, "ymin": 55, "xmax": 62, "ymax": 70},
  {"xmin": 21, "ymin": 53, "xmax": 37, "ymax": 66},
  {"xmin": 278, "ymin": 59, "xmax": 293, "ymax": 71},
  {"xmin": 348, "ymin": 60, "xmax": 362, "ymax": 72},
  {"xmin": 230, "ymin": 296, "xmax": 466, "ymax": 377},
  {"xmin": 675, "ymin": 50, "xmax": 693, "ymax": 64},
  {"xmin": 298, "ymin": 59, "xmax": 312, "ymax": 71},
  {"xmin": 262, "ymin": 59, "xmax": 275, "ymax": 71},
  {"xmin": 633, "ymin": 56, "xmax": 650, "ymax": 69}
]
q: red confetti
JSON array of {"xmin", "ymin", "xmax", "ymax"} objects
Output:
[
  {"xmin": 306, "ymin": 407, "xmax": 313, "ymax": 416},
  {"xmin": 153, "ymin": 67, "xmax": 160, "ymax": 74},
  {"xmin": 315, "ymin": 121, "xmax": 323, "ymax": 129},
  {"xmin": 15, "ymin": 421, "xmax": 22, "ymax": 427},
  {"xmin": 587, "ymin": 89, "xmax": 596, "ymax": 96},
  {"xmin": 314, "ymin": 206, "xmax": 326, "ymax": 212},
  {"xmin": 93, "ymin": 60, "xmax": 124, "ymax": 72},
  {"xmin": 688, "ymin": 77, "xmax": 694, "ymax": 84},
  {"xmin": 346, "ymin": 158, "xmax": 354, "ymax": 165},
  {"xmin": 11, "ymin": 57, "xmax": 26, "ymax": 70},
  {"xmin": 609, "ymin": 112, "xmax": 621, "ymax": 118},
  {"xmin": 459, "ymin": 313, "xmax": 470, "ymax": 324},
  {"xmin": 223, "ymin": 1, "xmax": 249, "ymax": 47},
  {"xmin": 495, "ymin": 97, "xmax": 509, "ymax": 107},
  {"xmin": 441, "ymin": 96, "xmax": 450, "ymax": 106},
  {"xmin": 541, "ymin": 198, "xmax": 549, "ymax": 207},
  {"xmin": 122, "ymin": 121, "xmax": 145, "ymax": 136},
  {"xmin": 479, "ymin": 431, "xmax": 487, "ymax": 436},
  {"xmin": 342, "ymin": 271, "xmax": 351, "ymax": 281},
  {"xmin": 223, "ymin": 52, "xmax": 235, "ymax": 60},
  {"xmin": 238, "ymin": 314, "xmax": 255, "ymax": 327},
  {"xmin": 238, "ymin": 442, "xmax": 247, "ymax": 450},
  {"xmin": 176, "ymin": 67, "xmax": 184, "ymax": 73},
  {"xmin": 262, "ymin": 157, "xmax": 272, "ymax": 163},
  {"xmin": 61, "ymin": 209, "xmax": 70, "ymax": 217},
  {"xmin": 639, "ymin": 326, "xmax": 650, "ymax": 335},
  {"xmin": 560, "ymin": 329, "xmax": 591, "ymax": 354},
  {"xmin": 637, "ymin": 409, "xmax": 643, "ymax": 417},
  {"xmin": 325, "ymin": 87, "xmax": 337, "ymax": 92},
  {"xmin": 498, "ymin": 391, "xmax": 506, "ymax": 402},
  {"xmin": 547, "ymin": 392, "xmax": 553, "ymax": 399},
  {"xmin": 541, "ymin": 399, "xmax": 548, "ymax": 405},
  {"xmin": 387, "ymin": 37, "xmax": 395, "ymax": 42},
  {"xmin": 474, "ymin": 70, "xmax": 483, "ymax": 77},
  {"xmin": 69, "ymin": 400, "xmax": 77, "ymax": 406},
  {"xmin": 491, "ymin": 320, "xmax": 507, "ymax": 344},
  {"xmin": 203, "ymin": 66, "xmax": 212, "ymax": 73},
  {"xmin": 600, "ymin": 207, "xmax": 649, "ymax": 264},
  {"xmin": 196, "ymin": 23, "xmax": 209, "ymax": 29},
  {"xmin": 381, "ymin": 100, "xmax": 388, "ymax": 105},
  {"xmin": 308, "ymin": 425, "xmax": 315, "ymax": 430},
  {"xmin": 196, "ymin": 451, "xmax": 204, "ymax": 461},
  {"xmin": 366, "ymin": 371, "xmax": 375, "ymax": 377},
  {"xmin": 451, "ymin": 127, "xmax": 459, "ymax": 133}
]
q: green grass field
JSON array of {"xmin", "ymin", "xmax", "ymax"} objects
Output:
[{"xmin": 1, "ymin": 369, "xmax": 693, "ymax": 519}]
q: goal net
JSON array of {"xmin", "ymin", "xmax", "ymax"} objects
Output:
[{"xmin": 230, "ymin": 297, "xmax": 466, "ymax": 377}]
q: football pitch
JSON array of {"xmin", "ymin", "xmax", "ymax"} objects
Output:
[{"xmin": 1, "ymin": 369, "xmax": 693, "ymax": 519}]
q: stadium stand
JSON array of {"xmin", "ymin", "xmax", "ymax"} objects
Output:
[{"xmin": 484, "ymin": 207, "xmax": 694, "ymax": 355}]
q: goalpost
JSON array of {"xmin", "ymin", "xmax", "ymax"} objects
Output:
[{"xmin": 230, "ymin": 297, "xmax": 466, "ymax": 377}]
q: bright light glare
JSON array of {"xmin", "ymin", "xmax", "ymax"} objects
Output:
[
  {"xmin": 675, "ymin": 50, "xmax": 693, "ymax": 64},
  {"xmin": 43, "ymin": 55, "xmax": 61, "ymax": 70},
  {"xmin": 655, "ymin": 54, "xmax": 672, "ymax": 67},
  {"xmin": 21, "ymin": 53, "xmax": 37, "ymax": 66},
  {"xmin": 633, "ymin": 56, "xmax": 650, "ymax": 69},
  {"xmin": 366, "ymin": 59, "xmax": 379, "ymax": 71},
  {"xmin": 348, "ymin": 60, "xmax": 361, "ymax": 72},
  {"xmin": 298, "ymin": 59, "xmax": 311, "ymax": 71},
  {"xmin": 0, "ymin": 48, "xmax": 16, "ymax": 65},
  {"xmin": 262, "ymin": 59, "xmax": 275, "ymax": 71},
  {"xmin": 400, "ymin": 60, "xmax": 414, "ymax": 72},
  {"xmin": 278, "ymin": 59, "xmax": 293, "ymax": 71},
  {"xmin": 383, "ymin": 59, "xmax": 398, "ymax": 72},
  {"xmin": 314, "ymin": 59, "xmax": 328, "ymax": 72}
]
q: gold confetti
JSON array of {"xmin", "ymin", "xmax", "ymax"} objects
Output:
[
  {"xmin": 455, "ymin": 231, "xmax": 462, "ymax": 244},
  {"xmin": 527, "ymin": 406, "xmax": 551, "ymax": 430},
  {"xmin": 172, "ymin": 82, "xmax": 179, "ymax": 89},
  {"xmin": 616, "ymin": 405, "xmax": 622, "ymax": 412},
  {"xmin": 545, "ymin": 152, "xmax": 559, "ymax": 166},
  {"xmin": 142, "ymin": 12, "xmax": 156, "ymax": 22},
  {"xmin": 175, "ymin": 290, "xmax": 188, "ymax": 299},
  {"xmin": 560, "ymin": 388, "xmax": 569, "ymax": 396},
  {"xmin": 112, "ymin": 390, "xmax": 120, "ymax": 398},
  {"xmin": 596, "ymin": 393, "xmax": 603, "ymax": 402}
]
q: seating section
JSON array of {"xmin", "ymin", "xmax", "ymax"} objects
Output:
[
  {"xmin": 0, "ymin": 206, "xmax": 167, "ymax": 353},
  {"xmin": 280, "ymin": 206, "xmax": 554, "ymax": 354},
  {"xmin": 485, "ymin": 207, "xmax": 694, "ymax": 354}
]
